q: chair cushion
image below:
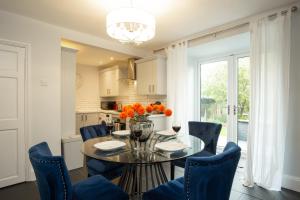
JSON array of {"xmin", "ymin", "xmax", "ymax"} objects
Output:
[
  {"xmin": 87, "ymin": 159, "xmax": 122, "ymax": 173},
  {"xmin": 142, "ymin": 177, "xmax": 184, "ymax": 200},
  {"xmin": 72, "ymin": 175, "xmax": 128, "ymax": 200},
  {"xmin": 172, "ymin": 150, "xmax": 214, "ymax": 168}
]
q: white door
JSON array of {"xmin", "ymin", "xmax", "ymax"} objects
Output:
[
  {"xmin": 198, "ymin": 58, "xmax": 231, "ymax": 148},
  {"xmin": 198, "ymin": 54, "xmax": 250, "ymax": 151},
  {"xmin": 0, "ymin": 43, "xmax": 26, "ymax": 188}
]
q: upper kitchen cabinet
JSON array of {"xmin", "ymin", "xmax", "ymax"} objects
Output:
[
  {"xmin": 136, "ymin": 56, "xmax": 166, "ymax": 95},
  {"xmin": 99, "ymin": 65, "xmax": 128, "ymax": 97}
]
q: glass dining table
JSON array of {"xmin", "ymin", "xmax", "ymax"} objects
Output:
[{"xmin": 81, "ymin": 133, "xmax": 204, "ymax": 198}]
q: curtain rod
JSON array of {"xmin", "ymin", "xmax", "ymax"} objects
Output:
[
  {"xmin": 153, "ymin": 5, "xmax": 298, "ymax": 53},
  {"xmin": 268, "ymin": 5, "xmax": 298, "ymax": 18}
]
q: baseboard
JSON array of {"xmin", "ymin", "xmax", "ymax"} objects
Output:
[
  {"xmin": 282, "ymin": 175, "xmax": 300, "ymax": 192},
  {"xmin": 28, "ymin": 169, "xmax": 36, "ymax": 181}
]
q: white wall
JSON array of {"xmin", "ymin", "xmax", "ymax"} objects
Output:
[
  {"xmin": 61, "ymin": 48, "xmax": 77, "ymax": 137},
  {"xmin": 0, "ymin": 11, "xmax": 62, "ymax": 157},
  {"xmin": 283, "ymin": 9, "xmax": 300, "ymax": 192},
  {"xmin": 0, "ymin": 10, "xmax": 150, "ymax": 180},
  {"xmin": 76, "ymin": 64, "xmax": 100, "ymax": 111}
]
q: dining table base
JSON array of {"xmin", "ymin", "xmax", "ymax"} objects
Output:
[{"xmin": 118, "ymin": 162, "xmax": 168, "ymax": 198}]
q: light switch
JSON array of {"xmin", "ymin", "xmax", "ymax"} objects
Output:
[{"xmin": 40, "ymin": 80, "xmax": 48, "ymax": 86}]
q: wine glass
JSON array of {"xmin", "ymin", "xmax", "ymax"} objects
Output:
[
  {"xmin": 131, "ymin": 123, "xmax": 143, "ymax": 152},
  {"xmin": 106, "ymin": 118, "xmax": 114, "ymax": 135},
  {"xmin": 172, "ymin": 121, "xmax": 181, "ymax": 134}
]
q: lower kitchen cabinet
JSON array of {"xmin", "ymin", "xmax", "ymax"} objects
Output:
[{"xmin": 76, "ymin": 112, "xmax": 100, "ymax": 135}]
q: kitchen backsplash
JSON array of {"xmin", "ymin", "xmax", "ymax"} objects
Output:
[
  {"xmin": 76, "ymin": 99, "xmax": 100, "ymax": 111},
  {"xmin": 76, "ymin": 67, "xmax": 167, "ymax": 112},
  {"xmin": 101, "ymin": 80, "xmax": 167, "ymax": 108}
]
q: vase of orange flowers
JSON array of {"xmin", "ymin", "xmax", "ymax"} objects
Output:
[{"xmin": 119, "ymin": 103, "xmax": 172, "ymax": 144}]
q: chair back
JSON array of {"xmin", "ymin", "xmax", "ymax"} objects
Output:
[
  {"xmin": 188, "ymin": 121, "xmax": 222, "ymax": 154},
  {"xmin": 29, "ymin": 142, "xmax": 73, "ymax": 200},
  {"xmin": 184, "ymin": 142, "xmax": 241, "ymax": 200},
  {"xmin": 80, "ymin": 124, "xmax": 108, "ymax": 141}
]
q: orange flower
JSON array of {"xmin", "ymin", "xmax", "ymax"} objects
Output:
[
  {"xmin": 158, "ymin": 105, "xmax": 165, "ymax": 112},
  {"xmin": 133, "ymin": 103, "xmax": 142, "ymax": 111},
  {"xmin": 146, "ymin": 105, "xmax": 153, "ymax": 113},
  {"xmin": 164, "ymin": 109, "xmax": 172, "ymax": 117},
  {"xmin": 152, "ymin": 105, "xmax": 160, "ymax": 111},
  {"xmin": 122, "ymin": 105, "xmax": 132, "ymax": 112},
  {"xmin": 127, "ymin": 109, "xmax": 135, "ymax": 118},
  {"xmin": 137, "ymin": 106, "xmax": 145, "ymax": 115},
  {"xmin": 119, "ymin": 112, "xmax": 127, "ymax": 119}
]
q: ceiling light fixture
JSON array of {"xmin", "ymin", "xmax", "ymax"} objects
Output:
[{"xmin": 106, "ymin": 4, "xmax": 155, "ymax": 44}]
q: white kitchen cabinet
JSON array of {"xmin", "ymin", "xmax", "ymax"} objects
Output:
[
  {"xmin": 85, "ymin": 113, "xmax": 100, "ymax": 126},
  {"xmin": 136, "ymin": 56, "xmax": 166, "ymax": 95},
  {"xmin": 75, "ymin": 114, "xmax": 84, "ymax": 135},
  {"xmin": 76, "ymin": 112, "xmax": 100, "ymax": 134},
  {"xmin": 99, "ymin": 65, "xmax": 128, "ymax": 97}
]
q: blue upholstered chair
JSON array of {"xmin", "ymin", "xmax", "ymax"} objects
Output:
[
  {"xmin": 80, "ymin": 124, "xmax": 124, "ymax": 180},
  {"xmin": 171, "ymin": 121, "xmax": 222, "ymax": 179},
  {"xmin": 29, "ymin": 142, "xmax": 128, "ymax": 200},
  {"xmin": 143, "ymin": 142, "xmax": 241, "ymax": 200}
]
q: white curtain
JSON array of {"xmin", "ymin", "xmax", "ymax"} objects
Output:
[
  {"xmin": 244, "ymin": 11, "xmax": 291, "ymax": 191},
  {"xmin": 166, "ymin": 42, "xmax": 194, "ymax": 133}
]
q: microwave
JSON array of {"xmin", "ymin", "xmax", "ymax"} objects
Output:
[{"xmin": 101, "ymin": 101, "xmax": 116, "ymax": 110}]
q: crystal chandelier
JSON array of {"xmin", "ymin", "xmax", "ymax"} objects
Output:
[{"xmin": 106, "ymin": 7, "xmax": 156, "ymax": 44}]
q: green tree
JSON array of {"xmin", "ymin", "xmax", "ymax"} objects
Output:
[
  {"xmin": 201, "ymin": 58, "xmax": 250, "ymax": 123},
  {"xmin": 237, "ymin": 58, "xmax": 250, "ymax": 120}
]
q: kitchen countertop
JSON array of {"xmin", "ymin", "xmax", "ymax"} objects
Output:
[
  {"xmin": 76, "ymin": 109, "xmax": 101, "ymax": 114},
  {"xmin": 76, "ymin": 110, "xmax": 166, "ymax": 117},
  {"xmin": 148, "ymin": 114, "xmax": 166, "ymax": 118},
  {"xmin": 76, "ymin": 109, "xmax": 121, "ymax": 115}
]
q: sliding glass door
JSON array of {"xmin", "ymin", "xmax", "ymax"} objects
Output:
[{"xmin": 198, "ymin": 54, "xmax": 250, "ymax": 151}]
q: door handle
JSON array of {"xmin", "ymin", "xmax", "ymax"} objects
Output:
[
  {"xmin": 148, "ymin": 85, "xmax": 151, "ymax": 93},
  {"xmin": 233, "ymin": 105, "xmax": 237, "ymax": 115},
  {"xmin": 152, "ymin": 85, "xmax": 155, "ymax": 93},
  {"xmin": 227, "ymin": 105, "xmax": 230, "ymax": 115},
  {"xmin": 81, "ymin": 115, "xmax": 83, "ymax": 121},
  {"xmin": 85, "ymin": 115, "xmax": 87, "ymax": 121}
]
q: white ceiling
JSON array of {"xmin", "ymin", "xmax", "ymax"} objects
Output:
[
  {"xmin": 61, "ymin": 39, "xmax": 133, "ymax": 66},
  {"xmin": 0, "ymin": 0, "xmax": 296, "ymax": 50},
  {"xmin": 188, "ymin": 32, "xmax": 250, "ymax": 59}
]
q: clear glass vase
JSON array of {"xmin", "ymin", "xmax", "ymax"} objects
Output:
[{"xmin": 129, "ymin": 119, "xmax": 154, "ymax": 151}]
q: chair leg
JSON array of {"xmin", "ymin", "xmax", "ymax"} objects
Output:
[
  {"xmin": 83, "ymin": 155, "xmax": 89, "ymax": 178},
  {"xmin": 171, "ymin": 163, "xmax": 175, "ymax": 180}
]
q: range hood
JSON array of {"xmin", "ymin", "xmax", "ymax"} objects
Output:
[{"xmin": 127, "ymin": 58, "xmax": 137, "ymax": 80}]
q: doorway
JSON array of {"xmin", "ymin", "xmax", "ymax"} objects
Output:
[
  {"xmin": 198, "ymin": 54, "xmax": 250, "ymax": 152},
  {"xmin": 0, "ymin": 40, "xmax": 29, "ymax": 188}
]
